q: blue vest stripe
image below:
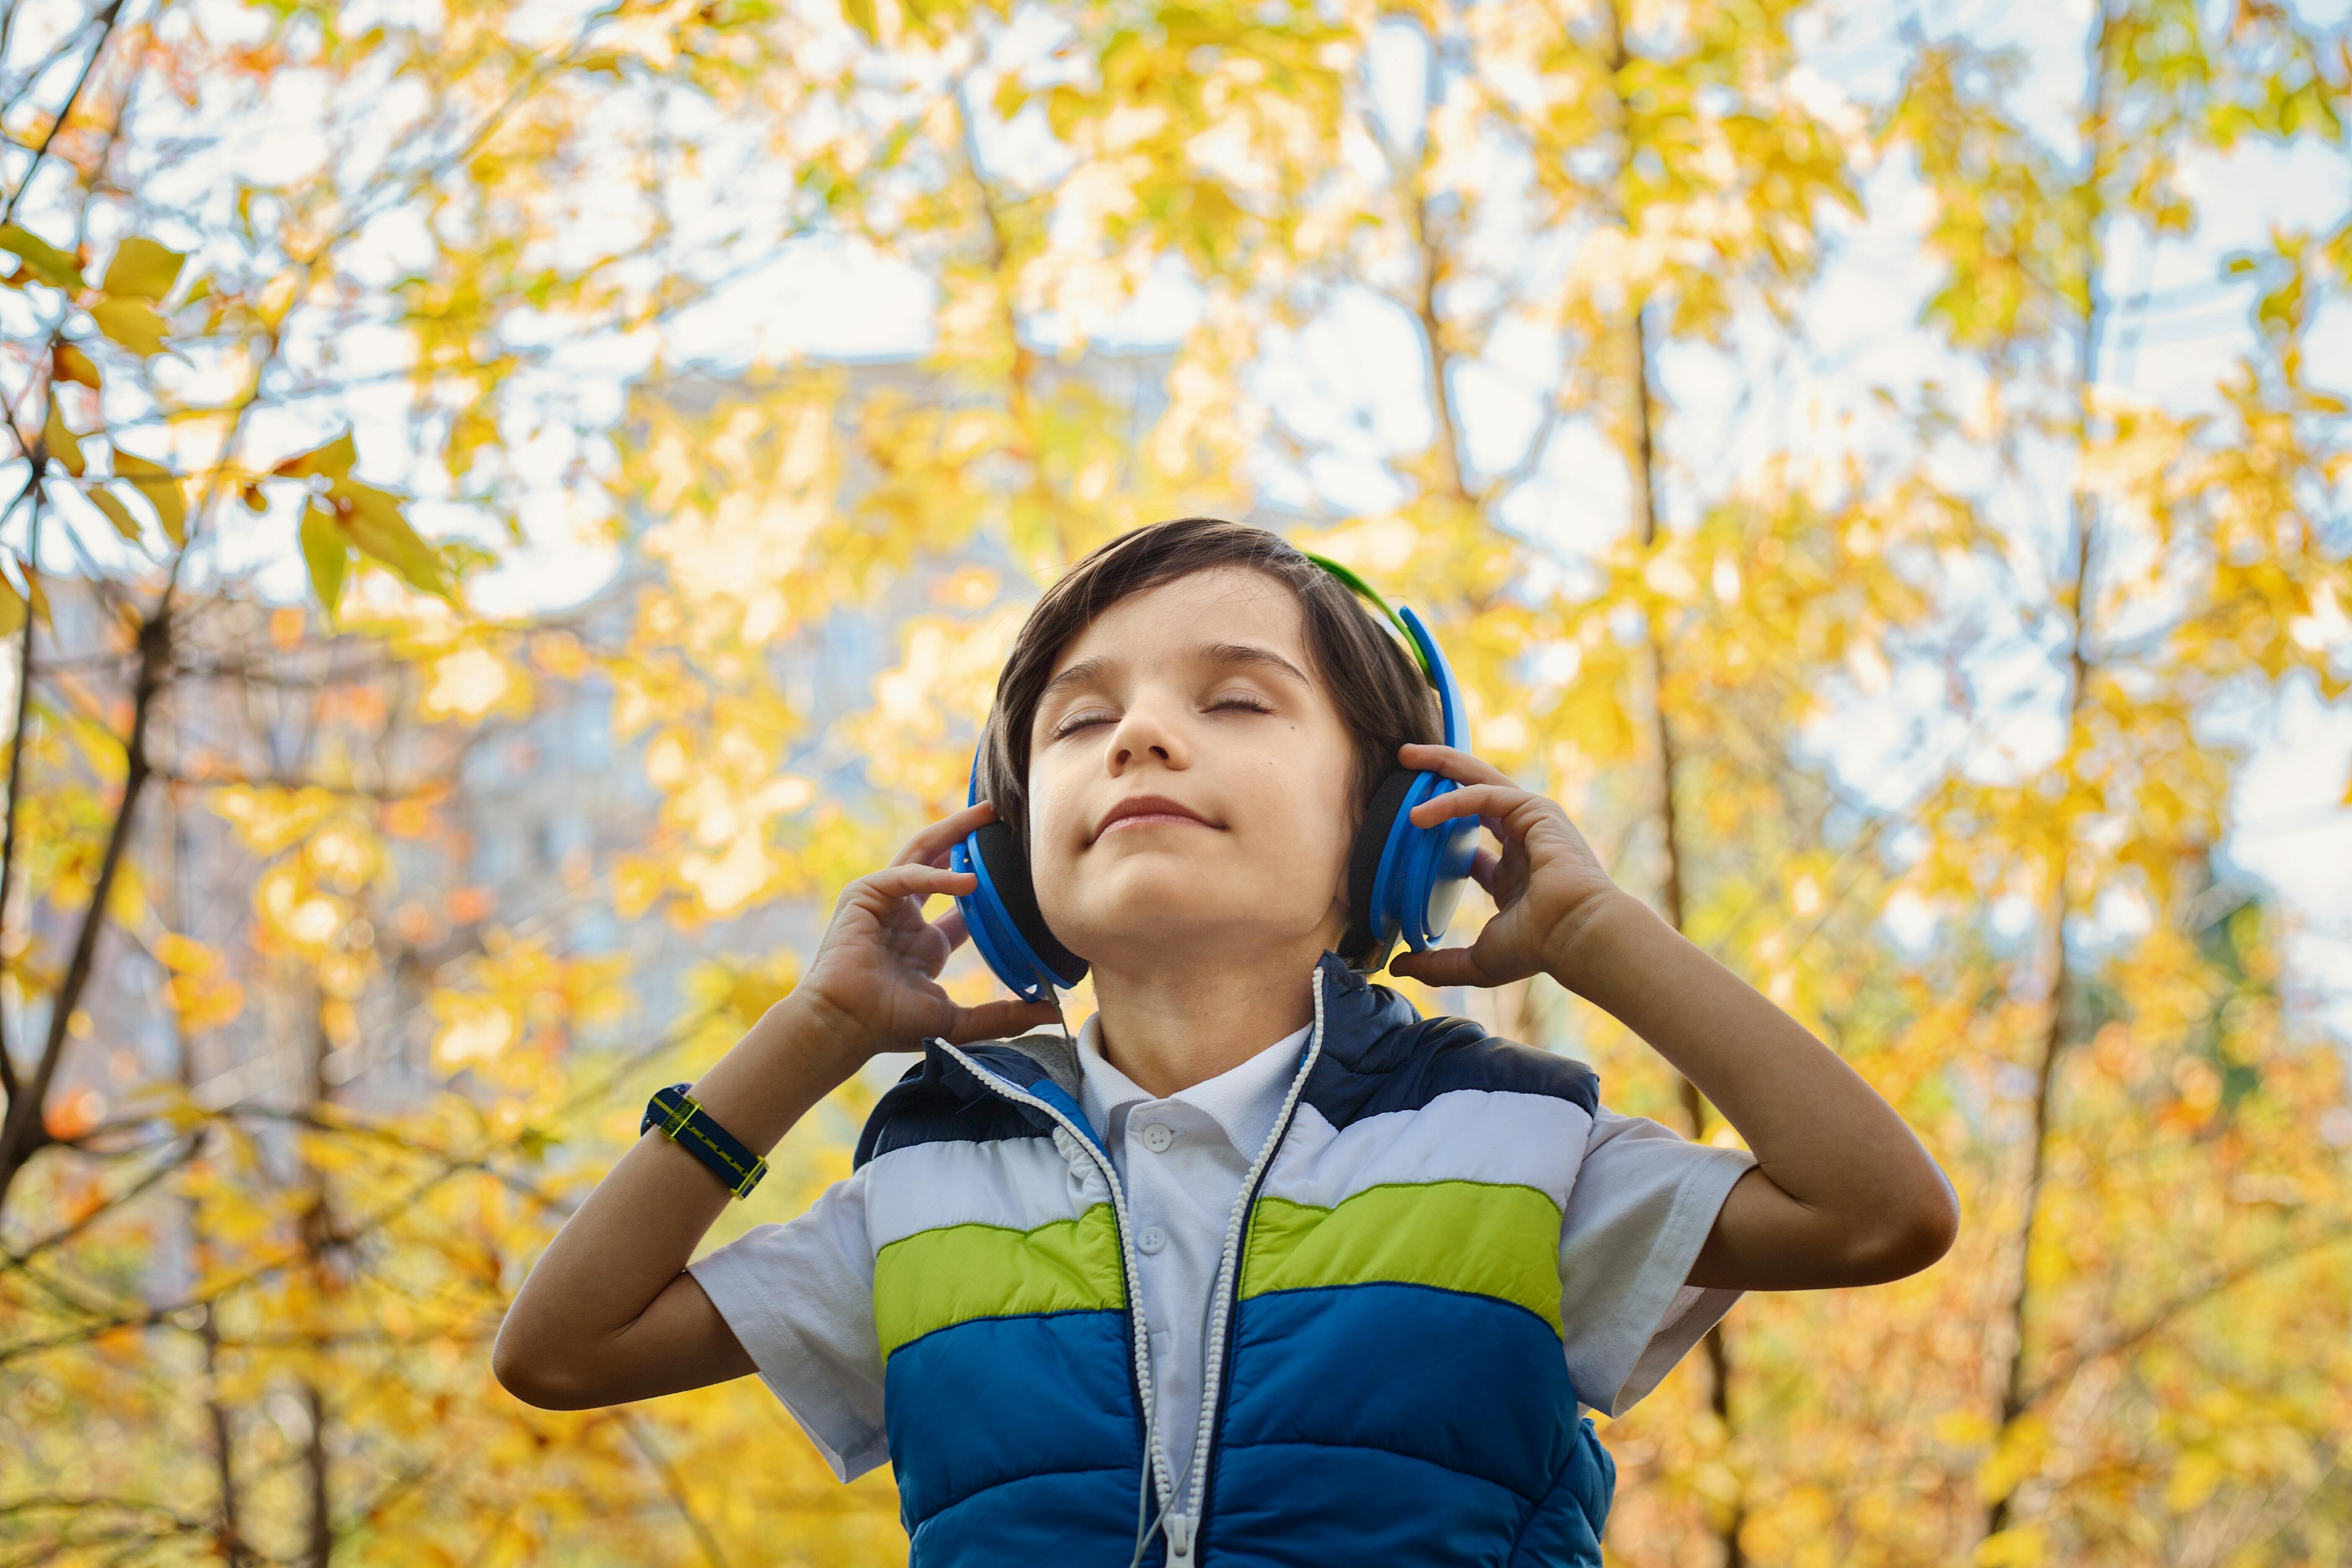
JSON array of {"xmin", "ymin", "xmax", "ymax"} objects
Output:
[
  {"xmin": 1215, "ymin": 1282, "xmax": 1580, "ymax": 1509},
  {"xmin": 884, "ymin": 1310, "xmax": 1142, "ymax": 1531}
]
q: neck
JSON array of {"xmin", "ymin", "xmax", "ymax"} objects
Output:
[{"xmin": 1085, "ymin": 930, "xmax": 1333, "ymax": 1098}]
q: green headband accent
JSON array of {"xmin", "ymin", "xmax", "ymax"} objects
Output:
[{"xmin": 1303, "ymin": 551, "xmax": 1431, "ymax": 678}]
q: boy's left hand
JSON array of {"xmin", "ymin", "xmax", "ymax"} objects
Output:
[{"xmin": 1384, "ymin": 744, "xmax": 1623, "ymax": 991}]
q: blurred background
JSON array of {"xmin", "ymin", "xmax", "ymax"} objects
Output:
[{"xmin": 1, "ymin": 0, "xmax": 2349, "ymax": 1562}]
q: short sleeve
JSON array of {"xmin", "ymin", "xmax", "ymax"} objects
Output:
[
  {"xmin": 1558, "ymin": 1106, "xmax": 1755, "ymax": 1417},
  {"xmin": 688, "ymin": 1171, "xmax": 887, "ymax": 1480}
]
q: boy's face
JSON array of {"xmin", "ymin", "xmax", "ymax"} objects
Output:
[{"xmin": 1025, "ymin": 567, "xmax": 1357, "ymax": 971}]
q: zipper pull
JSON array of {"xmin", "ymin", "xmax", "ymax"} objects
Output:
[{"xmin": 1164, "ymin": 1512, "xmax": 1193, "ymax": 1560}]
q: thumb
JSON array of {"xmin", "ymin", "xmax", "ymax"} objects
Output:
[
  {"xmin": 944, "ymin": 998, "xmax": 1063, "ymax": 1045},
  {"xmin": 1385, "ymin": 944, "xmax": 1496, "ymax": 989}
]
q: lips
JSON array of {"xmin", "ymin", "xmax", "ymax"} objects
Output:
[{"xmin": 1091, "ymin": 794, "xmax": 1219, "ymax": 842}]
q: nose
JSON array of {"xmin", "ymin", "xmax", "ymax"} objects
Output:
[{"xmin": 1106, "ymin": 697, "xmax": 1189, "ymax": 775}]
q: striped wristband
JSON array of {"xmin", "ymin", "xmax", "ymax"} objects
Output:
[{"xmin": 641, "ymin": 1084, "xmax": 768, "ymax": 1199}]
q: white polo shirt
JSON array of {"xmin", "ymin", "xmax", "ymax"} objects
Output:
[
  {"xmin": 1075, "ymin": 1014, "xmax": 1310, "ymax": 1491},
  {"xmin": 689, "ymin": 1017, "xmax": 1754, "ymax": 1483}
]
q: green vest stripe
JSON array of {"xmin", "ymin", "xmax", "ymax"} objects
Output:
[
  {"xmin": 1240, "ymin": 1181, "xmax": 1565, "ymax": 1335},
  {"xmin": 874, "ymin": 1204, "xmax": 1127, "ymax": 1357}
]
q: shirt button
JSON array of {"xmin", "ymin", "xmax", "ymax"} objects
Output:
[
  {"xmin": 1137, "ymin": 1225, "xmax": 1167, "ymax": 1256},
  {"xmin": 1140, "ymin": 1122, "xmax": 1176, "ymax": 1153}
]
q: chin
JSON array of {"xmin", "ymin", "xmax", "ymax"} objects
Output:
[{"xmin": 1052, "ymin": 877, "xmax": 1327, "ymax": 965}]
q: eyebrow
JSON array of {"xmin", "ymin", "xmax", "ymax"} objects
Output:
[
  {"xmin": 1036, "ymin": 642, "xmax": 1311, "ymax": 705},
  {"xmin": 1039, "ymin": 655, "xmax": 1116, "ymax": 706},
  {"xmin": 1198, "ymin": 641, "xmax": 1312, "ymax": 685}
]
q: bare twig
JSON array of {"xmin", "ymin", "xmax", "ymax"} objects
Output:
[{"xmin": 0, "ymin": 0, "xmax": 127, "ymax": 225}]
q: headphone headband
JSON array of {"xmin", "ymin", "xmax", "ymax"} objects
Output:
[{"xmin": 1302, "ymin": 551, "xmax": 1432, "ymax": 680}]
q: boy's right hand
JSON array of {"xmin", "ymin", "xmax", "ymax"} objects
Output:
[{"xmin": 788, "ymin": 800, "xmax": 1063, "ymax": 1068}]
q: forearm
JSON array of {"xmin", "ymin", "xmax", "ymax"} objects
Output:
[
  {"xmin": 1550, "ymin": 890, "xmax": 1957, "ymax": 1285},
  {"xmin": 493, "ymin": 994, "xmax": 861, "ymax": 1398}
]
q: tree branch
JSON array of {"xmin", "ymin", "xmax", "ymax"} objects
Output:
[
  {"xmin": 2018, "ymin": 1222, "xmax": 2352, "ymax": 1416},
  {"xmin": 0, "ymin": 589, "xmax": 168, "ymax": 1214},
  {"xmin": 0, "ymin": 0, "xmax": 127, "ymax": 225}
]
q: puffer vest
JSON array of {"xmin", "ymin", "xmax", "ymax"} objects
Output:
[{"xmin": 851, "ymin": 953, "xmax": 1614, "ymax": 1566}]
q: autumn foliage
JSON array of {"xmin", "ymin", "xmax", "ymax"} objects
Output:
[{"xmin": 1, "ymin": 0, "xmax": 2348, "ymax": 1563}]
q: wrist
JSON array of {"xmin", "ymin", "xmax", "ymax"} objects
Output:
[
  {"xmin": 1542, "ymin": 886, "xmax": 1659, "ymax": 997},
  {"xmin": 769, "ymin": 989, "xmax": 877, "ymax": 1082}
]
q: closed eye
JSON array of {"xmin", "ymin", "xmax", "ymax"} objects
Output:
[
  {"xmin": 1052, "ymin": 707, "xmax": 1118, "ymax": 739},
  {"xmin": 1207, "ymin": 692, "xmax": 1274, "ymax": 716}
]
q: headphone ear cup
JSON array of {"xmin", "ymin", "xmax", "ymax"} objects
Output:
[
  {"xmin": 1340, "ymin": 769, "xmax": 1418, "ymax": 970},
  {"xmin": 969, "ymin": 820, "xmax": 1088, "ymax": 988}
]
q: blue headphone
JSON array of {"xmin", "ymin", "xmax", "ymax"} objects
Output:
[{"xmin": 951, "ymin": 554, "xmax": 1478, "ymax": 1001}]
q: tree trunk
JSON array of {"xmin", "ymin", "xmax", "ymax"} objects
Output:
[
  {"xmin": 169, "ymin": 765, "xmax": 248, "ymax": 1566},
  {"xmin": 0, "ymin": 594, "xmax": 170, "ymax": 1214},
  {"xmin": 1983, "ymin": 5, "xmax": 2116, "ymax": 1542},
  {"xmin": 300, "ymin": 992, "xmax": 338, "ymax": 1568},
  {"xmin": 0, "ymin": 489, "xmax": 42, "ymax": 1110},
  {"xmin": 1628, "ymin": 281, "xmax": 1743, "ymax": 1568},
  {"xmin": 201, "ymin": 1300, "xmax": 250, "ymax": 1567}
]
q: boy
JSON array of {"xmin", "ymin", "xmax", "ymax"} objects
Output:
[{"xmin": 495, "ymin": 518, "xmax": 1957, "ymax": 1565}]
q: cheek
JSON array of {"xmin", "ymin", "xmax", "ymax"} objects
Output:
[
  {"xmin": 1238, "ymin": 746, "xmax": 1355, "ymax": 886},
  {"xmin": 1024, "ymin": 760, "xmax": 1089, "ymax": 894}
]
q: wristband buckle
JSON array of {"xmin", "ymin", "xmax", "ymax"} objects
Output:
[{"xmin": 643, "ymin": 1084, "xmax": 768, "ymax": 1199}]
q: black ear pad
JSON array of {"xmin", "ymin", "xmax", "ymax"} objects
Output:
[
  {"xmin": 970, "ymin": 819, "xmax": 1088, "ymax": 983},
  {"xmin": 1338, "ymin": 768, "xmax": 1417, "ymax": 970}
]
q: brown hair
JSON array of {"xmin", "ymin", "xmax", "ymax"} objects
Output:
[{"xmin": 975, "ymin": 518, "xmax": 1441, "ymax": 862}]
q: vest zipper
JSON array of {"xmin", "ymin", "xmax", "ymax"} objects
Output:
[
  {"xmin": 934, "ymin": 1043, "xmax": 1174, "ymax": 1522},
  {"xmin": 1170, "ymin": 965, "xmax": 1331, "ymax": 1554},
  {"xmin": 941, "ymin": 962, "xmax": 1330, "ymax": 1562}
]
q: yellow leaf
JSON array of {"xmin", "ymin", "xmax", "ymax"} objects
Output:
[
  {"xmin": 331, "ymin": 478, "xmax": 450, "ymax": 598},
  {"xmin": 300, "ymin": 499, "xmax": 348, "ymax": 620},
  {"xmin": 420, "ymin": 645, "xmax": 522, "ymax": 721},
  {"xmin": 101, "ymin": 236, "xmax": 186, "ymax": 301},
  {"xmin": 0, "ymin": 223, "xmax": 82, "ymax": 288},
  {"xmin": 211, "ymin": 785, "xmax": 341, "ymax": 855},
  {"xmin": 1975, "ymin": 1525, "xmax": 2048, "ymax": 1567},
  {"xmin": 2165, "ymin": 1449, "xmax": 2223, "ymax": 1514},
  {"xmin": 1934, "ymin": 1410, "xmax": 1995, "ymax": 1447},
  {"xmin": 0, "ymin": 578, "xmax": 21, "ymax": 637},
  {"xmin": 274, "ymin": 429, "xmax": 356, "ymax": 479},
  {"xmin": 111, "ymin": 450, "xmax": 185, "ymax": 545},
  {"xmin": 158, "ymin": 933, "xmax": 244, "ymax": 1032},
  {"xmin": 154, "ymin": 932, "xmax": 217, "ymax": 974},
  {"xmin": 89, "ymin": 295, "xmax": 170, "ymax": 356},
  {"xmin": 432, "ymin": 995, "xmax": 518, "ymax": 1073},
  {"xmin": 42, "ymin": 400, "xmax": 84, "ymax": 476},
  {"xmin": 52, "ymin": 342, "xmax": 100, "ymax": 389},
  {"xmin": 87, "ymin": 485, "xmax": 141, "ymax": 542}
]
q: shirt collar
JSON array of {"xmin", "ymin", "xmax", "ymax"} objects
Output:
[{"xmin": 1075, "ymin": 1012, "xmax": 1311, "ymax": 1158}]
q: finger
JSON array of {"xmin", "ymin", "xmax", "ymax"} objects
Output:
[
  {"xmin": 1468, "ymin": 846, "xmax": 1501, "ymax": 890},
  {"xmin": 1406, "ymin": 782, "xmax": 1538, "ymax": 830},
  {"xmin": 1385, "ymin": 944, "xmax": 1503, "ymax": 988},
  {"xmin": 944, "ymin": 999, "xmax": 1064, "ymax": 1045},
  {"xmin": 929, "ymin": 906, "xmax": 972, "ymax": 952},
  {"xmin": 890, "ymin": 800, "xmax": 999, "ymax": 867},
  {"xmin": 1397, "ymin": 743, "xmax": 1516, "ymax": 789},
  {"xmin": 854, "ymin": 864, "xmax": 978, "ymax": 904}
]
